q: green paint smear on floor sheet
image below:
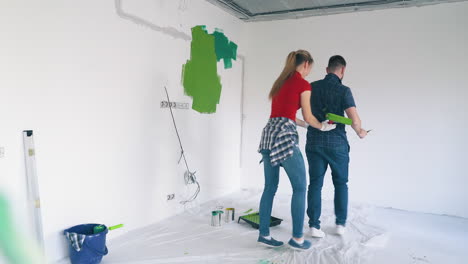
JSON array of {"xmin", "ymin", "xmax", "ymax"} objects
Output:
[{"xmin": 182, "ymin": 25, "xmax": 237, "ymax": 114}]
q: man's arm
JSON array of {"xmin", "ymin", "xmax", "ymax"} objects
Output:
[{"xmin": 345, "ymin": 107, "xmax": 367, "ymax": 139}]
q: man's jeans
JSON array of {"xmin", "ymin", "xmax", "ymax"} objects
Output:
[
  {"xmin": 306, "ymin": 144, "xmax": 350, "ymax": 229},
  {"xmin": 259, "ymin": 147, "xmax": 306, "ymax": 238}
]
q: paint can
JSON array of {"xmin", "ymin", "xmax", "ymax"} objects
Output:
[
  {"xmin": 211, "ymin": 211, "xmax": 220, "ymax": 227},
  {"xmin": 211, "ymin": 210, "xmax": 224, "ymax": 227},
  {"xmin": 217, "ymin": 210, "xmax": 224, "ymax": 225},
  {"xmin": 225, "ymin": 208, "xmax": 235, "ymax": 223}
]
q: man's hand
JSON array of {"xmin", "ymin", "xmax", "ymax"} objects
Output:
[
  {"xmin": 357, "ymin": 128, "xmax": 367, "ymax": 139},
  {"xmin": 345, "ymin": 107, "xmax": 368, "ymax": 139}
]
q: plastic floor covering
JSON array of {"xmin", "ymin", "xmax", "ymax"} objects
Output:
[{"xmin": 57, "ymin": 189, "xmax": 468, "ymax": 264}]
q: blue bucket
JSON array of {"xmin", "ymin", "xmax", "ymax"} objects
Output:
[{"xmin": 64, "ymin": 224, "xmax": 109, "ymax": 264}]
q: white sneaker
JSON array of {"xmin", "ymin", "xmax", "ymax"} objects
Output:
[
  {"xmin": 336, "ymin": 225, "xmax": 346, "ymax": 235},
  {"xmin": 309, "ymin": 227, "xmax": 325, "ymax": 238}
]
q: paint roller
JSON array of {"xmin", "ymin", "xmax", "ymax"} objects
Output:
[
  {"xmin": 326, "ymin": 113, "xmax": 372, "ymax": 133},
  {"xmin": 0, "ymin": 194, "xmax": 44, "ymax": 263},
  {"xmin": 326, "ymin": 113, "xmax": 353, "ymax": 125},
  {"xmin": 93, "ymin": 224, "xmax": 124, "ymax": 234}
]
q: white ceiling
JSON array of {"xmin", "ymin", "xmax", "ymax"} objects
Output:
[{"xmin": 206, "ymin": 0, "xmax": 467, "ymax": 22}]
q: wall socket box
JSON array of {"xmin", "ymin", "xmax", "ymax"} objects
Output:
[
  {"xmin": 160, "ymin": 101, "xmax": 189, "ymax": 109},
  {"xmin": 167, "ymin": 194, "xmax": 175, "ymax": 201},
  {"xmin": 0, "ymin": 147, "xmax": 5, "ymax": 158}
]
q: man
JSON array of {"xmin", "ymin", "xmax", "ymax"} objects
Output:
[{"xmin": 306, "ymin": 55, "xmax": 367, "ymax": 237}]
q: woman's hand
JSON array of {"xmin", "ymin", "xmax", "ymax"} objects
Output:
[
  {"xmin": 300, "ymin": 91, "xmax": 336, "ymax": 132},
  {"xmin": 320, "ymin": 121, "xmax": 336, "ymax": 132}
]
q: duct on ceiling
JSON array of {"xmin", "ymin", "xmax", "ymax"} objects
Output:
[{"xmin": 205, "ymin": 0, "xmax": 466, "ymax": 22}]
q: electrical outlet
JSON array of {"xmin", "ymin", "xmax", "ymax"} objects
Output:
[
  {"xmin": 0, "ymin": 147, "xmax": 5, "ymax": 158},
  {"xmin": 167, "ymin": 194, "xmax": 175, "ymax": 201},
  {"xmin": 160, "ymin": 101, "xmax": 189, "ymax": 109}
]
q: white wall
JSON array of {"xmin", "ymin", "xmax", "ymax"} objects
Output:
[
  {"xmin": 241, "ymin": 2, "xmax": 468, "ymax": 218},
  {"xmin": 0, "ymin": 0, "xmax": 245, "ymax": 262}
]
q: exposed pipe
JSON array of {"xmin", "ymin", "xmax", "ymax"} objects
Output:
[
  {"xmin": 114, "ymin": 0, "xmax": 247, "ymax": 169},
  {"xmin": 238, "ymin": 54, "xmax": 245, "ymax": 168},
  {"xmin": 115, "ymin": 0, "xmax": 191, "ymax": 41}
]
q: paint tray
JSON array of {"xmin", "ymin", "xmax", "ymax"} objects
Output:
[{"xmin": 237, "ymin": 212, "xmax": 282, "ymax": 229}]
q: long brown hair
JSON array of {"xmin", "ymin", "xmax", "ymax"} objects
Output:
[{"xmin": 269, "ymin": 50, "xmax": 314, "ymax": 99}]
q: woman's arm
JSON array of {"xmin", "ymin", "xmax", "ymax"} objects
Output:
[
  {"xmin": 300, "ymin": 91, "xmax": 336, "ymax": 131},
  {"xmin": 295, "ymin": 118, "xmax": 308, "ymax": 128},
  {"xmin": 300, "ymin": 91, "xmax": 322, "ymax": 129}
]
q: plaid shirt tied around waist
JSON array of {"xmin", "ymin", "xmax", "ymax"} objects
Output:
[{"xmin": 258, "ymin": 117, "xmax": 299, "ymax": 166}]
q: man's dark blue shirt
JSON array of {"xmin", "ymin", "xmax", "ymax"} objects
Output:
[{"xmin": 307, "ymin": 73, "xmax": 356, "ymax": 148}]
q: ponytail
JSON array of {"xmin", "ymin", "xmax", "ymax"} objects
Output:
[{"xmin": 269, "ymin": 50, "xmax": 313, "ymax": 99}]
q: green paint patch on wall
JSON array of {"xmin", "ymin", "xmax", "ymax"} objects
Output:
[
  {"xmin": 182, "ymin": 26, "xmax": 237, "ymax": 114},
  {"xmin": 182, "ymin": 26, "xmax": 221, "ymax": 114},
  {"xmin": 212, "ymin": 29, "xmax": 238, "ymax": 69}
]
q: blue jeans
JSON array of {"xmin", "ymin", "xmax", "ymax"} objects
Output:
[
  {"xmin": 259, "ymin": 147, "xmax": 306, "ymax": 238},
  {"xmin": 306, "ymin": 144, "xmax": 349, "ymax": 229}
]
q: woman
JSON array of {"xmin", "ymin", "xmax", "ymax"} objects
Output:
[{"xmin": 257, "ymin": 50, "xmax": 335, "ymax": 250}]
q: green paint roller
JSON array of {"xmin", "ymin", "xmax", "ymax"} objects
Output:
[
  {"xmin": 326, "ymin": 113, "xmax": 353, "ymax": 125},
  {"xmin": 0, "ymin": 194, "xmax": 44, "ymax": 263},
  {"xmin": 243, "ymin": 208, "xmax": 253, "ymax": 214},
  {"xmin": 93, "ymin": 224, "xmax": 124, "ymax": 234}
]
